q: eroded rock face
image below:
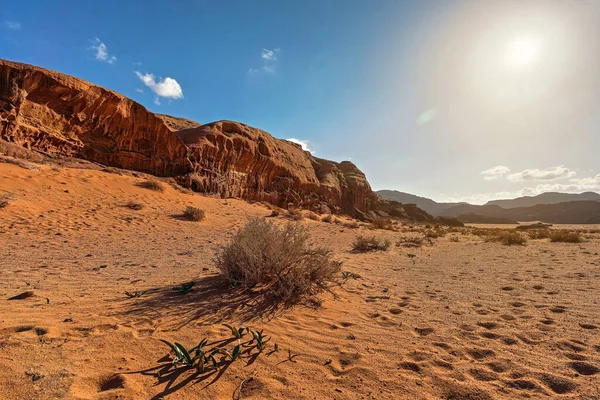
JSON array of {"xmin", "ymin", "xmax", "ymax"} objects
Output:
[
  {"xmin": 177, "ymin": 121, "xmax": 377, "ymax": 216},
  {"xmin": 0, "ymin": 59, "xmax": 189, "ymax": 176},
  {"xmin": 0, "ymin": 59, "xmax": 379, "ymax": 217}
]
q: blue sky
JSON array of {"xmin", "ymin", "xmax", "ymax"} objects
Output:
[{"xmin": 2, "ymin": 0, "xmax": 600, "ymax": 203}]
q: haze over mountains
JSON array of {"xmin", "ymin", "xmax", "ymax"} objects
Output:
[{"xmin": 377, "ymin": 190, "xmax": 600, "ymax": 224}]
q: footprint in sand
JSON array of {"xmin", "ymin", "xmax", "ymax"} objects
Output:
[
  {"xmin": 579, "ymin": 323, "xmax": 598, "ymax": 330},
  {"xmin": 550, "ymin": 306, "xmax": 567, "ymax": 313},
  {"xmin": 414, "ymin": 327, "xmax": 434, "ymax": 336},
  {"xmin": 477, "ymin": 322, "xmax": 499, "ymax": 330},
  {"xmin": 568, "ymin": 361, "xmax": 599, "ymax": 376},
  {"xmin": 538, "ymin": 373, "xmax": 577, "ymax": 394},
  {"xmin": 467, "ymin": 348, "xmax": 496, "ymax": 360}
]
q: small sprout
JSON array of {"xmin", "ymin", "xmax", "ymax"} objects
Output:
[
  {"xmin": 287, "ymin": 349, "xmax": 300, "ymax": 363},
  {"xmin": 251, "ymin": 330, "xmax": 271, "ymax": 353},
  {"xmin": 124, "ymin": 290, "xmax": 147, "ymax": 299},
  {"xmin": 217, "ymin": 342, "xmax": 242, "ymax": 361},
  {"xmin": 172, "ymin": 281, "xmax": 195, "ymax": 293},
  {"xmin": 223, "ymin": 324, "xmax": 247, "ymax": 339},
  {"xmin": 341, "ymin": 271, "xmax": 360, "ymax": 282},
  {"xmin": 160, "ymin": 340, "xmax": 193, "ymax": 366}
]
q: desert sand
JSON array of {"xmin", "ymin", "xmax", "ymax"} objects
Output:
[{"xmin": 1, "ymin": 161, "xmax": 599, "ymax": 399}]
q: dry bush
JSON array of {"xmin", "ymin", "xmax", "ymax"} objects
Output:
[
  {"xmin": 306, "ymin": 211, "xmax": 320, "ymax": 221},
  {"xmin": 126, "ymin": 201, "xmax": 144, "ymax": 210},
  {"xmin": 449, "ymin": 236, "xmax": 460, "ymax": 242},
  {"xmin": 351, "ymin": 236, "xmax": 391, "ymax": 252},
  {"xmin": 269, "ymin": 209, "xmax": 280, "ymax": 217},
  {"xmin": 424, "ymin": 228, "xmax": 446, "ymax": 239},
  {"xmin": 321, "ymin": 214, "xmax": 334, "ymax": 223},
  {"xmin": 215, "ymin": 218, "xmax": 340, "ymax": 302},
  {"xmin": 485, "ymin": 230, "xmax": 527, "ymax": 246},
  {"xmin": 138, "ymin": 178, "xmax": 165, "ymax": 192},
  {"xmin": 397, "ymin": 236, "xmax": 423, "ymax": 248},
  {"xmin": 183, "ymin": 206, "xmax": 205, "ymax": 221},
  {"xmin": 343, "ymin": 221, "xmax": 360, "ymax": 229},
  {"xmin": 549, "ymin": 230, "xmax": 582, "ymax": 243},
  {"xmin": 287, "ymin": 207, "xmax": 304, "ymax": 221},
  {"xmin": 528, "ymin": 229, "xmax": 550, "ymax": 239},
  {"xmin": 370, "ymin": 218, "xmax": 395, "ymax": 231}
]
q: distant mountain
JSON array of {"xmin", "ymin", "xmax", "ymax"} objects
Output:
[
  {"xmin": 485, "ymin": 192, "xmax": 600, "ymax": 209},
  {"xmin": 375, "ymin": 190, "xmax": 465, "ymax": 215},
  {"xmin": 456, "ymin": 214, "xmax": 519, "ymax": 224},
  {"xmin": 440, "ymin": 201, "xmax": 600, "ymax": 224}
]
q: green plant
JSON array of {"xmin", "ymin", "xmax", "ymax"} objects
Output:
[
  {"xmin": 172, "ymin": 281, "xmax": 195, "ymax": 293},
  {"xmin": 223, "ymin": 324, "xmax": 247, "ymax": 339},
  {"xmin": 251, "ymin": 330, "xmax": 270, "ymax": 353},
  {"xmin": 183, "ymin": 206, "xmax": 205, "ymax": 222},
  {"xmin": 216, "ymin": 343, "xmax": 242, "ymax": 361},
  {"xmin": 287, "ymin": 349, "xmax": 300, "ymax": 363},
  {"xmin": 351, "ymin": 236, "xmax": 391, "ymax": 252},
  {"xmin": 124, "ymin": 290, "xmax": 146, "ymax": 299},
  {"xmin": 160, "ymin": 340, "xmax": 195, "ymax": 366}
]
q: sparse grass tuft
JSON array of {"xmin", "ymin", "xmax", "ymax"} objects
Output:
[
  {"xmin": 343, "ymin": 221, "xmax": 360, "ymax": 229},
  {"xmin": 215, "ymin": 217, "xmax": 341, "ymax": 302},
  {"xmin": 549, "ymin": 230, "xmax": 583, "ymax": 243},
  {"xmin": 183, "ymin": 206, "xmax": 205, "ymax": 222},
  {"xmin": 321, "ymin": 214, "xmax": 334, "ymax": 223},
  {"xmin": 396, "ymin": 236, "xmax": 423, "ymax": 248},
  {"xmin": 351, "ymin": 236, "xmax": 391, "ymax": 252},
  {"xmin": 138, "ymin": 178, "xmax": 165, "ymax": 192},
  {"xmin": 527, "ymin": 229, "xmax": 550, "ymax": 239},
  {"xmin": 485, "ymin": 230, "xmax": 528, "ymax": 246},
  {"xmin": 287, "ymin": 207, "xmax": 304, "ymax": 221},
  {"xmin": 370, "ymin": 218, "xmax": 395, "ymax": 231}
]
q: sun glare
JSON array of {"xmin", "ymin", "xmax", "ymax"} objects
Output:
[{"xmin": 504, "ymin": 37, "xmax": 541, "ymax": 68}]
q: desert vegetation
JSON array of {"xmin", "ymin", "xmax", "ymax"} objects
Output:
[
  {"xmin": 549, "ymin": 230, "xmax": 583, "ymax": 243},
  {"xmin": 137, "ymin": 178, "xmax": 165, "ymax": 192},
  {"xmin": 370, "ymin": 218, "xmax": 396, "ymax": 231},
  {"xmin": 183, "ymin": 206, "xmax": 206, "ymax": 221},
  {"xmin": 351, "ymin": 235, "xmax": 391, "ymax": 252},
  {"xmin": 126, "ymin": 201, "xmax": 144, "ymax": 210},
  {"xmin": 214, "ymin": 217, "xmax": 341, "ymax": 302}
]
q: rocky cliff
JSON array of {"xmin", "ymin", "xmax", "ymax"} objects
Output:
[{"xmin": 0, "ymin": 59, "xmax": 379, "ymax": 217}]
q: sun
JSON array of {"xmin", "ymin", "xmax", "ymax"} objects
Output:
[{"xmin": 504, "ymin": 37, "xmax": 541, "ymax": 68}]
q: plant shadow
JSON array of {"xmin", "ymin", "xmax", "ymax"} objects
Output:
[{"xmin": 118, "ymin": 275, "xmax": 287, "ymax": 330}]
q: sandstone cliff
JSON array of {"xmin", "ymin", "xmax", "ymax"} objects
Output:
[{"xmin": 0, "ymin": 59, "xmax": 378, "ymax": 217}]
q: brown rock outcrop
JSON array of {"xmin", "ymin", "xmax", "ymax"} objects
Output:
[
  {"xmin": 0, "ymin": 58, "xmax": 397, "ymax": 219},
  {"xmin": 0, "ymin": 59, "xmax": 189, "ymax": 176}
]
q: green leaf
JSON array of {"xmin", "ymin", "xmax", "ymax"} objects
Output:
[
  {"xmin": 231, "ymin": 344, "xmax": 241, "ymax": 360},
  {"xmin": 175, "ymin": 342, "xmax": 192, "ymax": 365}
]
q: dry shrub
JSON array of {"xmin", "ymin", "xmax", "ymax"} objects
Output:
[
  {"xmin": 370, "ymin": 218, "xmax": 395, "ymax": 231},
  {"xmin": 306, "ymin": 211, "xmax": 320, "ymax": 221},
  {"xmin": 549, "ymin": 230, "xmax": 582, "ymax": 243},
  {"xmin": 183, "ymin": 206, "xmax": 205, "ymax": 221},
  {"xmin": 138, "ymin": 178, "xmax": 165, "ymax": 192},
  {"xmin": 343, "ymin": 221, "xmax": 360, "ymax": 229},
  {"xmin": 449, "ymin": 236, "xmax": 460, "ymax": 242},
  {"xmin": 215, "ymin": 218, "xmax": 340, "ymax": 302},
  {"xmin": 351, "ymin": 236, "xmax": 391, "ymax": 252},
  {"xmin": 269, "ymin": 209, "xmax": 280, "ymax": 217},
  {"xmin": 397, "ymin": 236, "xmax": 423, "ymax": 248},
  {"xmin": 287, "ymin": 207, "xmax": 304, "ymax": 221},
  {"xmin": 321, "ymin": 214, "xmax": 334, "ymax": 223},
  {"xmin": 528, "ymin": 229, "xmax": 550, "ymax": 239},
  {"xmin": 425, "ymin": 228, "xmax": 446, "ymax": 238},
  {"xmin": 485, "ymin": 230, "xmax": 527, "ymax": 246},
  {"xmin": 126, "ymin": 201, "xmax": 144, "ymax": 210}
]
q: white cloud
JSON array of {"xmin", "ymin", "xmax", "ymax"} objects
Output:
[
  {"xmin": 481, "ymin": 165, "xmax": 510, "ymax": 180},
  {"xmin": 135, "ymin": 71, "xmax": 183, "ymax": 104},
  {"xmin": 90, "ymin": 38, "xmax": 116, "ymax": 64},
  {"xmin": 4, "ymin": 21, "xmax": 21, "ymax": 30},
  {"xmin": 261, "ymin": 48, "xmax": 279, "ymax": 61},
  {"xmin": 248, "ymin": 48, "xmax": 280, "ymax": 75},
  {"xmin": 444, "ymin": 173, "xmax": 600, "ymax": 204},
  {"xmin": 506, "ymin": 165, "xmax": 576, "ymax": 182},
  {"xmin": 287, "ymin": 138, "xmax": 315, "ymax": 155},
  {"xmin": 135, "ymin": 88, "xmax": 144, "ymax": 93}
]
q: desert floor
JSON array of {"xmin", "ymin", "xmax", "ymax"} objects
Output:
[{"xmin": 1, "ymin": 162, "xmax": 599, "ymax": 400}]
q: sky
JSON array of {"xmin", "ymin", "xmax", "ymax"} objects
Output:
[{"xmin": 2, "ymin": 0, "xmax": 600, "ymax": 204}]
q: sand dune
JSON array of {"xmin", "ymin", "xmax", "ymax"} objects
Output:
[{"xmin": 1, "ymin": 162, "xmax": 599, "ymax": 399}]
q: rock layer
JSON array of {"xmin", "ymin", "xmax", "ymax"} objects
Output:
[{"xmin": 0, "ymin": 59, "xmax": 378, "ymax": 217}]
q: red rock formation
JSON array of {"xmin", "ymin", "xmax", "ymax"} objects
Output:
[
  {"xmin": 177, "ymin": 121, "xmax": 377, "ymax": 216},
  {"xmin": 0, "ymin": 59, "xmax": 189, "ymax": 176},
  {"xmin": 0, "ymin": 59, "xmax": 380, "ymax": 218}
]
